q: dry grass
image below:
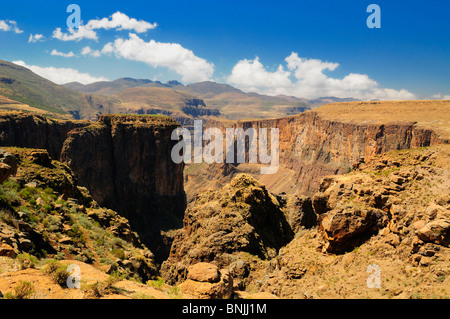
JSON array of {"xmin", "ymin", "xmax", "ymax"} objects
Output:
[{"xmin": 311, "ymin": 100, "xmax": 450, "ymax": 140}]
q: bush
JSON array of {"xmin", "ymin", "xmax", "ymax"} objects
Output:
[
  {"xmin": 16, "ymin": 253, "xmax": 38, "ymax": 270},
  {"xmin": 111, "ymin": 248, "xmax": 125, "ymax": 261},
  {"xmin": 19, "ymin": 187, "xmax": 37, "ymax": 200},
  {"xmin": 4, "ymin": 281, "xmax": 35, "ymax": 299},
  {"xmin": 43, "ymin": 260, "xmax": 70, "ymax": 287}
]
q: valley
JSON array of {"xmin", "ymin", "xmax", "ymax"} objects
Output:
[{"xmin": 0, "ymin": 60, "xmax": 449, "ymax": 300}]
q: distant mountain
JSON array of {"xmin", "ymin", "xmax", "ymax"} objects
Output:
[
  {"xmin": 1, "ymin": 60, "xmax": 357, "ymax": 122},
  {"xmin": 112, "ymin": 86, "xmax": 221, "ymax": 126},
  {"xmin": 0, "ymin": 60, "xmax": 116, "ymax": 120},
  {"xmin": 181, "ymin": 81, "xmax": 244, "ymax": 97},
  {"xmin": 65, "ymin": 78, "xmax": 363, "ymax": 120},
  {"xmin": 177, "ymin": 81, "xmax": 311, "ymax": 120},
  {"xmin": 63, "ymin": 78, "xmax": 183, "ymax": 96},
  {"xmin": 307, "ymin": 96, "xmax": 360, "ymax": 107}
]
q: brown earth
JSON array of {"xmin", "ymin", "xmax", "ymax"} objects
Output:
[{"xmin": 171, "ymin": 144, "xmax": 450, "ymax": 299}]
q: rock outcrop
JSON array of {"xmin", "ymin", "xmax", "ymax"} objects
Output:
[
  {"xmin": 59, "ymin": 115, "xmax": 186, "ymax": 261},
  {"xmin": 258, "ymin": 145, "xmax": 450, "ymax": 298},
  {"xmin": 161, "ymin": 174, "xmax": 295, "ymax": 284},
  {"xmin": 0, "ymin": 112, "xmax": 187, "ymax": 262},
  {"xmin": 0, "ymin": 111, "xmax": 90, "ymax": 159},
  {"xmin": 179, "ymin": 263, "xmax": 233, "ymax": 299}
]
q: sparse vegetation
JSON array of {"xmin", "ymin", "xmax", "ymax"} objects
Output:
[{"xmin": 4, "ymin": 281, "xmax": 36, "ymax": 299}]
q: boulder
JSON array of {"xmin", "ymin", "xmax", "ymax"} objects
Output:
[
  {"xmin": 187, "ymin": 263, "xmax": 220, "ymax": 283},
  {"xmin": 0, "ymin": 163, "xmax": 13, "ymax": 183},
  {"xmin": 319, "ymin": 206, "xmax": 386, "ymax": 253},
  {"xmin": 0, "ymin": 243, "xmax": 16, "ymax": 258},
  {"xmin": 416, "ymin": 219, "xmax": 450, "ymax": 246},
  {"xmin": 29, "ymin": 150, "xmax": 52, "ymax": 166},
  {"xmin": 179, "ymin": 263, "xmax": 233, "ymax": 299},
  {"xmin": 0, "ymin": 149, "xmax": 18, "ymax": 176}
]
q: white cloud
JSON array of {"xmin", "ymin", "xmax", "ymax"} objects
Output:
[
  {"xmin": 12, "ymin": 60, "xmax": 109, "ymax": 85},
  {"xmin": 51, "ymin": 49, "xmax": 75, "ymax": 58},
  {"xmin": 227, "ymin": 52, "xmax": 417, "ymax": 100},
  {"xmin": 52, "ymin": 12, "xmax": 157, "ymax": 42},
  {"xmin": 52, "ymin": 26, "xmax": 98, "ymax": 42},
  {"xmin": 431, "ymin": 93, "xmax": 450, "ymax": 100},
  {"xmin": 0, "ymin": 20, "xmax": 23, "ymax": 33},
  {"xmin": 225, "ymin": 57, "xmax": 291, "ymax": 91},
  {"xmin": 81, "ymin": 46, "xmax": 102, "ymax": 57},
  {"xmin": 28, "ymin": 33, "xmax": 45, "ymax": 43},
  {"xmin": 86, "ymin": 11, "xmax": 157, "ymax": 33},
  {"xmin": 102, "ymin": 33, "xmax": 214, "ymax": 82}
]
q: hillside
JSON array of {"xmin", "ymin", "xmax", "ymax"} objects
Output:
[
  {"xmin": 165, "ymin": 145, "xmax": 450, "ymax": 298},
  {"xmin": 64, "ymin": 78, "xmax": 173, "ymax": 96},
  {"xmin": 112, "ymin": 87, "xmax": 221, "ymax": 122},
  {"xmin": 0, "ymin": 60, "xmax": 118, "ymax": 120},
  {"xmin": 65, "ymin": 79, "xmax": 314, "ymax": 120}
]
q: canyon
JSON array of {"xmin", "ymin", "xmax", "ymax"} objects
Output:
[
  {"xmin": 0, "ymin": 98, "xmax": 449, "ymax": 299},
  {"xmin": 0, "ymin": 112, "xmax": 186, "ymax": 261},
  {"xmin": 188, "ymin": 100, "xmax": 447, "ymax": 199}
]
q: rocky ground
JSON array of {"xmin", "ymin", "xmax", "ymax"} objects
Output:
[
  {"xmin": 0, "ymin": 144, "xmax": 449, "ymax": 299},
  {"xmin": 165, "ymin": 144, "xmax": 450, "ymax": 299},
  {"xmin": 257, "ymin": 145, "xmax": 450, "ymax": 298}
]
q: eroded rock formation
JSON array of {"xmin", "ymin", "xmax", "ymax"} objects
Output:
[{"xmin": 0, "ymin": 112, "xmax": 187, "ymax": 262}]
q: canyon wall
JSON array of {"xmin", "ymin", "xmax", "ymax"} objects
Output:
[
  {"xmin": 0, "ymin": 111, "xmax": 90, "ymax": 159},
  {"xmin": 202, "ymin": 109, "xmax": 443, "ymax": 196},
  {"xmin": 60, "ymin": 115, "xmax": 186, "ymax": 260},
  {"xmin": 0, "ymin": 112, "xmax": 186, "ymax": 261}
]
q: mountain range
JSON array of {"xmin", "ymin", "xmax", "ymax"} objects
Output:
[{"xmin": 0, "ymin": 59, "xmax": 358, "ymax": 122}]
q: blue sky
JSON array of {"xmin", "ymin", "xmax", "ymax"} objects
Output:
[{"xmin": 0, "ymin": 0, "xmax": 449, "ymax": 100}]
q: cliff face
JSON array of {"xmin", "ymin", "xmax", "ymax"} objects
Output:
[
  {"xmin": 228, "ymin": 110, "xmax": 443, "ymax": 195},
  {"xmin": 60, "ymin": 115, "xmax": 186, "ymax": 261},
  {"xmin": 0, "ymin": 112, "xmax": 187, "ymax": 261},
  {"xmin": 0, "ymin": 112, "xmax": 90, "ymax": 159}
]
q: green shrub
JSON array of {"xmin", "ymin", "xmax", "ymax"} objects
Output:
[
  {"xmin": 111, "ymin": 248, "xmax": 125, "ymax": 261},
  {"xmin": 148, "ymin": 277, "xmax": 165, "ymax": 289},
  {"xmin": 43, "ymin": 260, "xmax": 70, "ymax": 287},
  {"xmin": 16, "ymin": 253, "xmax": 38, "ymax": 270},
  {"xmin": 4, "ymin": 281, "xmax": 35, "ymax": 299},
  {"xmin": 19, "ymin": 187, "xmax": 37, "ymax": 200}
]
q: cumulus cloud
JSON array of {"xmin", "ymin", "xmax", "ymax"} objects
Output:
[
  {"xmin": 227, "ymin": 52, "xmax": 417, "ymax": 100},
  {"xmin": 0, "ymin": 20, "xmax": 23, "ymax": 33},
  {"xmin": 51, "ymin": 49, "xmax": 75, "ymax": 58},
  {"xmin": 28, "ymin": 33, "xmax": 45, "ymax": 43},
  {"xmin": 52, "ymin": 12, "xmax": 157, "ymax": 42},
  {"xmin": 52, "ymin": 26, "xmax": 98, "ymax": 42},
  {"xmin": 86, "ymin": 11, "xmax": 157, "ymax": 33},
  {"xmin": 81, "ymin": 46, "xmax": 102, "ymax": 57},
  {"xmin": 431, "ymin": 93, "xmax": 450, "ymax": 100},
  {"xmin": 102, "ymin": 33, "xmax": 214, "ymax": 82},
  {"xmin": 226, "ymin": 57, "xmax": 291, "ymax": 91},
  {"xmin": 13, "ymin": 60, "xmax": 109, "ymax": 85}
]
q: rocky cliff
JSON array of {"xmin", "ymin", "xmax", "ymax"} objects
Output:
[
  {"xmin": 0, "ymin": 112, "xmax": 90, "ymax": 159},
  {"xmin": 60, "ymin": 114, "xmax": 186, "ymax": 261},
  {"xmin": 198, "ymin": 101, "xmax": 447, "ymax": 196},
  {"xmin": 0, "ymin": 112, "xmax": 187, "ymax": 262}
]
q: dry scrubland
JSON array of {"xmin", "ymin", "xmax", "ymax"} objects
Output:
[{"xmin": 0, "ymin": 99, "xmax": 449, "ymax": 299}]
